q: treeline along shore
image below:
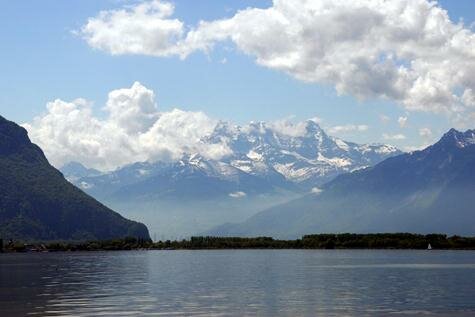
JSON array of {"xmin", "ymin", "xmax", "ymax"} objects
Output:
[{"xmin": 1, "ymin": 233, "xmax": 475, "ymax": 252}]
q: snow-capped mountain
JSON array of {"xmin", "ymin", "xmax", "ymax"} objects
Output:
[
  {"xmin": 65, "ymin": 120, "xmax": 400, "ymax": 195},
  {"xmin": 206, "ymin": 119, "xmax": 400, "ymax": 187},
  {"xmin": 77, "ymin": 153, "xmax": 296, "ymax": 201},
  {"xmin": 60, "ymin": 161, "xmax": 102, "ymax": 183},
  {"xmin": 206, "ymin": 129, "xmax": 475, "ymax": 239},
  {"xmin": 61, "ymin": 120, "xmax": 400, "ymax": 239}
]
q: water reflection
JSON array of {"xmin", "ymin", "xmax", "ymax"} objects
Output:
[{"xmin": 1, "ymin": 250, "xmax": 475, "ymax": 316}]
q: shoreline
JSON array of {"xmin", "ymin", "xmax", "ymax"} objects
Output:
[
  {"xmin": 2, "ymin": 233, "xmax": 475, "ymax": 253},
  {"xmin": 3, "ymin": 248, "xmax": 475, "ymax": 254}
]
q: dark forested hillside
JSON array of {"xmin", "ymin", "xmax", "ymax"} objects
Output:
[{"xmin": 0, "ymin": 115, "xmax": 150, "ymax": 241}]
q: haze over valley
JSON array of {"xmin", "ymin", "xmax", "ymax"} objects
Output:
[{"xmin": 59, "ymin": 115, "xmax": 401, "ymax": 239}]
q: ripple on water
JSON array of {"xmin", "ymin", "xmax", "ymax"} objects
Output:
[{"xmin": 1, "ymin": 250, "xmax": 474, "ymax": 317}]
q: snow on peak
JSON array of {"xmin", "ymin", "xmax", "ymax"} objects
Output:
[
  {"xmin": 455, "ymin": 130, "xmax": 475, "ymax": 148},
  {"xmin": 317, "ymin": 153, "xmax": 352, "ymax": 168},
  {"xmin": 334, "ymin": 138, "xmax": 350, "ymax": 151},
  {"xmin": 247, "ymin": 150, "xmax": 263, "ymax": 161},
  {"xmin": 203, "ymin": 119, "xmax": 401, "ymax": 185},
  {"xmin": 437, "ymin": 129, "xmax": 475, "ymax": 149},
  {"xmin": 63, "ymin": 118, "xmax": 402, "ymax": 190},
  {"xmin": 374, "ymin": 144, "xmax": 399, "ymax": 154}
]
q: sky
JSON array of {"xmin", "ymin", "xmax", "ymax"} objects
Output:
[{"xmin": 1, "ymin": 0, "xmax": 475, "ymax": 170}]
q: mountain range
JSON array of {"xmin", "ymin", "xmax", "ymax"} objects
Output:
[
  {"xmin": 61, "ymin": 120, "xmax": 400, "ymax": 239},
  {"xmin": 0, "ymin": 115, "xmax": 150, "ymax": 241},
  {"xmin": 2, "ymin": 111, "xmax": 474, "ymax": 241},
  {"xmin": 207, "ymin": 129, "xmax": 475, "ymax": 238}
]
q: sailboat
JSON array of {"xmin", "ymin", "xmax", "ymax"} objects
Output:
[{"xmin": 427, "ymin": 243, "xmax": 432, "ymax": 250}]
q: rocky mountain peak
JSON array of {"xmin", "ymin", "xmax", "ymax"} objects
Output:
[{"xmin": 438, "ymin": 128, "xmax": 475, "ymax": 149}]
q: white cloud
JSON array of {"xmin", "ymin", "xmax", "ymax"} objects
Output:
[
  {"xmin": 380, "ymin": 114, "xmax": 391, "ymax": 124},
  {"xmin": 267, "ymin": 118, "xmax": 310, "ymax": 137},
  {"xmin": 80, "ymin": 0, "xmax": 475, "ymax": 120},
  {"xmin": 23, "ymin": 81, "xmax": 379, "ymax": 171},
  {"xmin": 81, "ymin": 1, "xmax": 185, "ymax": 57},
  {"xmin": 382, "ymin": 133, "xmax": 406, "ymax": 140},
  {"xmin": 311, "ymin": 187, "xmax": 323, "ymax": 195},
  {"xmin": 24, "ymin": 82, "xmax": 231, "ymax": 171},
  {"xmin": 398, "ymin": 116, "xmax": 408, "ymax": 128},
  {"xmin": 106, "ymin": 81, "xmax": 159, "ymax": 134},
  {"xmin": 404, "ymin": 143, "xmax": 431, "ymax": 152},
  {"xmin": 328, "ymin": 124, "xmax": 369, "ymax": 134},
  {"xmin": 138, "ymin": 108, "xmax": 230, "ymax": 161},
  {"xmin": 229, "ymin": 191, "xmax": 246, "ymax": 198},
  {"xmin": 419, "ymin": 127, "xmax": 432, "ymax": 137},
  {"xmin": 461, "ymin": 88, "xmax": 475, "ymax": 107}
]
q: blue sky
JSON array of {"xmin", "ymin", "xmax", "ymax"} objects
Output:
[{"xmin": 1, "ymin": 0, "xmax": 475, "ymax": 153}]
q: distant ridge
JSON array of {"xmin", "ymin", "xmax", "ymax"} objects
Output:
[
  {"xmin": 64, "ymin": 120, "xmax": 401, "ymax": 197},
  {"xmin": 0, "ymin": 115, "xmax": 150, "ymax": 241},
  {"xmin": 207, "ymin": 128, "xmax": 475, "ymax": 238},
  {"xmin": 61, "ymin": 120, "xmax": 400, "ymax": 238}
]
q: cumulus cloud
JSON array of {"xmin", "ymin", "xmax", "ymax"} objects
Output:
[
  {"xmin": 23, "ymin": 82, "xmax": 378, "ymax": 171},
  {"xmin": 105, "ymin": 82, "xmax": 159, "ymax": 134},
  {"xmin": 80, "ymin": 0, "xmax": 475, "ymax": 119},
  {"xmin": 24, "ymin": 82, "xmax": 231, "ymax": 171},
  {"xmin": 328, "ymin": 124, "xmax": 369, "ymax": 134},
  {"xmin": 81, "ymin": 1, "xmax": 185, "ymax": 57},
  {"xmin": 419, "ymin": 127, "xmax": 433, "ymax": 137},
  {"xmin": 266, "ymin": 117, "xmax": 321, "ymax": 137},
  {"xmin": 461, "ymin": 88, "xmax": 475, "ymax": 107},
  {"xmin": 398, "ymin": 116, "xmax": 408, "ymax": 128},
  {"xmin": 383, "ymin": 133, "xmax": 406, "ymax": 140}
]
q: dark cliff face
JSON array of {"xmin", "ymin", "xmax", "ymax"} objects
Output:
[
  {"xmin": 0, "ymin": 116, "xmax": 46, "ymax": 161},
  {"xmin": 209, "ymin": 128, "xmax": 475, "ymax": 238},
  {"xmin": 0, "ymin": 115, "xmax": 150, "ymax": 241}
]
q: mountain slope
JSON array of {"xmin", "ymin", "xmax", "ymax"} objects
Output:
[
  {"xmin": 0, "ymin": 115, "xmax": 150, "ymax": 241},
  {"xmin": 61, "ymin": 161, "xmax": 102, "ymax": 183},
  {"xmin": 207, "ymin": 120, "xmax": 400, "ymax": 187},
  {"xmin": 208, "ymin": 129, "xmax": 475, "ymax": 238},
  {"xmin": 75, "ymin": 154, "xmax": 297, "ymax": 202},
  {"xmin": 61, "ymin": 120, "xmax": 400, "ymax": 239},
  {"xmin": 66, "ymin": 120, "xmax": 400, "ymax": 197}
]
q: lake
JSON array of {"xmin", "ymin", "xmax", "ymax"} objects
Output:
[{"xmin": 1, "ymin": 250, "xmax": 475, "ymax": 316}]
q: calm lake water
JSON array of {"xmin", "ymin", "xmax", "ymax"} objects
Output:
[{"xmin": 1, "ymin": 250, "xmax": 475, "ymax": 316}]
